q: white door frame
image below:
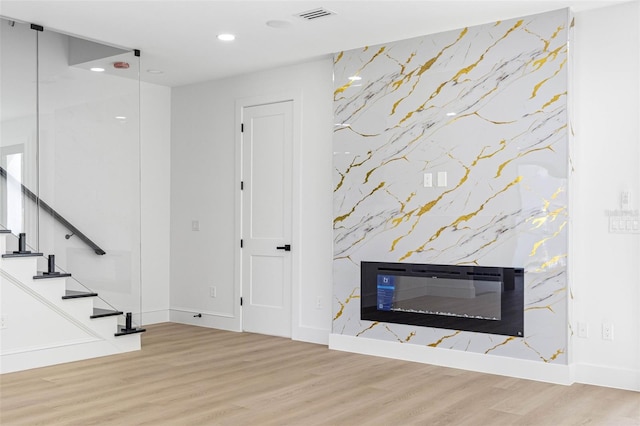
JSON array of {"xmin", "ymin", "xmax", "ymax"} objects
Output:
[{"xmin": 234, "ymin": 91, "xmax": 302, "ymax": 339}]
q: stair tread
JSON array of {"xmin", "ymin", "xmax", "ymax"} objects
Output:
[
  {"xmin": 34, "ymin": 272, "xmax": 72, "ymax": 280},
  {"xmin": 90, "ymin": 308, "xmax": 123, "ymax": 319},
  {"xmin": 115, "ymin": 327, "xmax": 146, "ymax": 337},
  {"xmin": 63, "ymin": 290, "xmax": 98, "ymax": 299},
  {"xmin": 2, "ymin": 252, "xmax": 43, "ymax": 258}
]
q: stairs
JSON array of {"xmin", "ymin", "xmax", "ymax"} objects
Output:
[{"xmin": 0, "ymin": 230, "xmax": 145, "ymax": 374}]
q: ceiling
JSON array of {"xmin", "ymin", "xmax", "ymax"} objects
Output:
[{"xmin": 0, "ymin": 0, "xmax": 633, "ymax": 87}]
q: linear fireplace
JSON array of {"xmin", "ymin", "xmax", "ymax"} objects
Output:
[{"xmin": 361, "ymin": 262, "xmax": 524, "ymax": 337}]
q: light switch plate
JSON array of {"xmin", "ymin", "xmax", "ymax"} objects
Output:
[
  {"xmin": 423, "ymin": 173, "xmax": 433, "ymax": 187},
  {"xmin": 437, "ymin": 171, "xmax": 447, "ymax": 187}
]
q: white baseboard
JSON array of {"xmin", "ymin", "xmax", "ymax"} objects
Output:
[
  {"xmin": 574, "ymin": 363, "xmax": 640, "ymax": 392},
  {"xmin": 1, "ymin": 336, "xmax": 140, "ymax": 374},
  {"xmin": 167, "ymin": 310, "xmax": 328, "ymax": 345},
  {"xmin": 329, "ymin": 333, "xmax": 573, "ymax": 386},
  {"xmin": 169, "ymin": 308, "xmax": 241, "ymax": 332},
  {"xmin": 293, "ymin": 325, "xmax": 329, "ymax": 345},
  {"xmin": 135, "ymin": 309, "xmax": 170, "ymax": 325}
]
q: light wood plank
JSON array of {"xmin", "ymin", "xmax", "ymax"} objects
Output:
[{"xmin": 1, "ymin": 323, "xmax": 638, "ymax": 425}]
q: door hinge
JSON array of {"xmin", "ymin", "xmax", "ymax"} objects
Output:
[
  {"xmin": 241, "ymin": 123, "xmax": 244, "ymax": 132},
  {"xmin": 241, "ymin": 181, "xmax": 244, "ymax": 190},
  {"xmin": 240, "ymin": 297, "xmax": 243, "ymax": 306},
  {"xmin": 240, "ymin": 239, "xmax": 243, "ymax": 248}
]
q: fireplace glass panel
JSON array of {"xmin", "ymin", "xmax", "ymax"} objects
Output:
[{"xmin": 377, "ymin": 275, "xmax": 502, "ymax": 320}]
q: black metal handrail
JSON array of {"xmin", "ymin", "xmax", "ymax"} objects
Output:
[{"xmin": 0, "ymin": 166, "xmax": 106, "ymax": 255}]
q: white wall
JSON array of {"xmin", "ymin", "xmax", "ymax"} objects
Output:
[
  {"xmin": 572, "ymin": 2, "xmax": 640, "ymax": 391},
  {"xmin": 170, "ymin": 58, "xmax": 334, "ymax": 342},
  {"xmin": 168, "ymin": 4, "xmax": 638, "ymax": 390}
]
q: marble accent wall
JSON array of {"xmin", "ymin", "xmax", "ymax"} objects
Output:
[{"xmin": 333, "ymin": 9, "xmax": 570, "ymax": 363}]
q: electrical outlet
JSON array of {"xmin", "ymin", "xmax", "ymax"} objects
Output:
[
  {"xmin": 1, "ymin": 315, "xmax": 7, "ymax": 329},
  {"xmin": 577, "ymin": 322, "xmax": 588, "ymax": 338},
  {"xmin": 316, "ymin": 296, "xmax": 322, "ymax": 309},
  {"xmin": 602, "ymin": 322, "xmax": 614, "ymax": 341},
  {"xmin": 209, "ymin": 287, "xmax": 217, "ymax": 298}
]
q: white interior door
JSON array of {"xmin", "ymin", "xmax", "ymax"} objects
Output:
[{"xmin": 241, "ymin": 101, "xmax": 293, "ymax": 337}]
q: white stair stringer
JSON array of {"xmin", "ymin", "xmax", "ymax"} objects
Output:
[{"xmin": 1, "ymin": 236, "xmax": 141, "ymax": 374}]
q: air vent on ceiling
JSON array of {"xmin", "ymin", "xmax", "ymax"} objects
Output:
[{"xmin": 295, "ymin": 8, "xmax": 336, "ymax": 21}]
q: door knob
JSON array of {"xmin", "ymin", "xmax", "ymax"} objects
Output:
[{"xmin": 276, "ymin": 244, "xmax": 291, "ymax": 251}]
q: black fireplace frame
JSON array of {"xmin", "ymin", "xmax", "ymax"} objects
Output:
[{"xmin": 361, "ymin": 262, "xmax": 524, "ymax": 337}]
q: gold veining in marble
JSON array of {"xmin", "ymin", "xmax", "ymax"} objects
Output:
[
  {"xmin": 334, "ymin": 151, "xmax": 374, "ymax": 193},
  {"xmin": 356, "ymin": 321, "xmax": 380, "ymax": 337},
  {"xmin": 334, "ymin": 46, "xmax": 387, "ymax": 99},
  {"xmin": 495, "ymin": 145, "xmax": 555, "ymax": 178},
  {"xmin": 540, "ymin": 91, "xmax": 567, "ymax": 110},
  {"xmin": 484, "ymin": 336, "xmax": 515, "ymax": 354},
  {"xmin": 525, "ymin": 305, "xmax": 555, "ymax": 313},
  {"xmin": 450, "ymin": 20, "xmax": 522, "ymax": 83},
  {"xmin": 390, "ymin": 28, "xmax": 468, "ymax": 115},
  {"xmin": 530, "ymin": 221, "xmax": 567, "ymax": 256},
  {"xmin": 364, "ymin": 156, "xmax": 407, "ymax": 184},
  {"xmin": 334, "ymin": 181, "xmax": 385, "ymax": 226},
  {"xmin": 404, "ymin": 331, "xmax": 417, "ymax": 342},
  {"xmin": 384, "ymin": 325, "xmax": 415, "ymax": 343},
  {"xmin": 523, "ymin": 339, "xmax": 565, "ymax": 362},
  {"xmin": 333, "ymin": 288, "xmax": 360, "ymax": 321},
  {"xmin": 551, "ymin": 187, "xmax": 565, "ymax": 199},
  {"xmin": 427, "ymin": 331, "xmax": 461, "ymax": 347},
  {"xmin": 531, "ymin": 56, "xmax": 567, "ymax": 99},
  {"xmin": 398, "ymin": 176, "xmax": 523, "ymax": 261},
  {"xmin": 529, "ymin": 206, "xmax": 566, "ymax": 229},
  {"xmin": 533, "ymin": 45, "xmax": 564, "ymax": 70},
  {"xmin": 538, "ymin": 253, "xmax": 567, "ymax": 271},
  {"xmin": 526, "ymin": 24, "xmax": 564, "ymax": 52}
]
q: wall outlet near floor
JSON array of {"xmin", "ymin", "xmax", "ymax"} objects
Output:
[
  {"xmin": 1, "ymin": 315, "xmax": 7, "ymax": 329},
  {"xmin": 209, "ymin": 286, "xmax": 217, "ymax": 298},
  {"xmin": 602, "ymin": 322, "xmax": 614, "ymax": 341},
  {"xmin": 316, "ymin": 296, "xmax": 323, "ymax": 309},
  {"xmin": 577, "ymin": 322, "xmax": 589, "ymax": 338}
]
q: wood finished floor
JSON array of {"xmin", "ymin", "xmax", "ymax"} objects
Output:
[{"xmin": 1, "ymin": 323, "xmax": 638, "ymax": 425}]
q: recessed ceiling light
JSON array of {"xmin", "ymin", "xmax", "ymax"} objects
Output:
[
  {"xmin": 446, "ymin": 112, "xmax": 457, "ymax": 116},
  {"xmin": 266, "ymin": 20, "xmax": 292, "ymax": 29},
  {"xmin": 217, "ymin": 33, "xmax": 236, "ymax": 41},
  {"xmin": 115, "ymin": 116, "xmax": 127, "ymax": 120},
  {"xmin": 90, "ymin": 67, "xmax": 105, "ymax": 72},
  {"xmin": 348, "ymin": 75, "xmax": 362, "ymax": 81},
  {"xmin": 146, "ymin": 69, "xmax": 164, "ymax": 74}
]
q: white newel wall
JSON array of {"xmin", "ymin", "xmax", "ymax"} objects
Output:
[
  {"xmin": 140, "ymin": 82, "xmax": 171, "ymax": 325},
  {"xmin": 571, "ymin": 2, "xmax": 640, "ymax": 391}
]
